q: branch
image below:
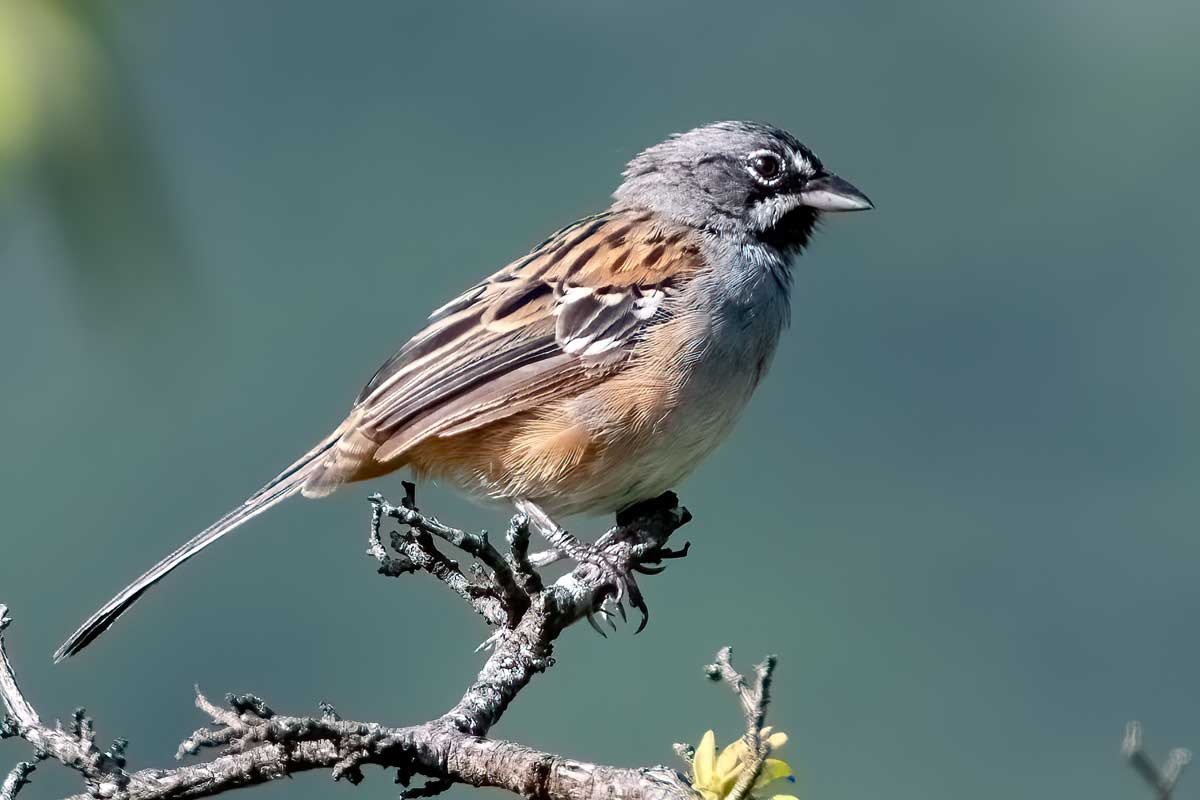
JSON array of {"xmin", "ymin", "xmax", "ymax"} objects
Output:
[{"xmin": 2, "ymin": 491, "xmax": 705, "ymax": 800}]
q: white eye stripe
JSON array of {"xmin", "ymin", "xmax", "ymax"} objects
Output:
[{"xmin": 792, "ymin": 154, "xmax": 816, "ymax": 177}]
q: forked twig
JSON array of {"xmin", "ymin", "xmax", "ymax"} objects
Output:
[
  {"xmin": 1123, "ymin": 721, "xmax": 1192, "ymax": 800},
  {"xmin": 704, "ymin": 647, "xmax": 778, "ymax": 800}
]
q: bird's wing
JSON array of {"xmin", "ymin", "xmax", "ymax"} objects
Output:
[{"xmin": 348, "ymin": 209, "xmax": 703, "ymax": 466}]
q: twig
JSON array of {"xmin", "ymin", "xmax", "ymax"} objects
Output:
[
  {"xmin": 706, "ymin": 647, "xmax": 775, "ymax": 736},
  {"xmin": 704, "ymin": 647, "xmax": 778, "ymax": 800},
  {"xmin": 0, "ymin": 761, "xmax": 36, "ymax": 800},
  {"xmin": 369, "ymin": 485, "xmax": 530, "ymax": 625},
  {"xmin": 1, "ymin": 614, "xmax": 131, "ymax": 797},
  {"xmin": 0, "ymin": 609, "xmax": 36, "ymax": 729},
  {"xmin": 368, "ymin": 491, "xmax": 509, "ymax": 626},
  {"xmin": 1123, "ymin": 721, "xmax": 1192, "ymax": 800},
  {"xmin": 505, "ymin": 513, "xmax": 543, "ymax": 596}
]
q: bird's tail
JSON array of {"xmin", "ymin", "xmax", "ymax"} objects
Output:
[{"xmin": 53, "ymin": 429, "xmax": 345, "ymax": 662}]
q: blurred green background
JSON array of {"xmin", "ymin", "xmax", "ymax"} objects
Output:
[{"xmin": 2, "ymin": 1, "xmax": 1198, "ymax": 799}]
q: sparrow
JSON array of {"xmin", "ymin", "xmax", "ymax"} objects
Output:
[{"xmin": 55, "ymin": 121, "xmax": 872, "ymax": 661}]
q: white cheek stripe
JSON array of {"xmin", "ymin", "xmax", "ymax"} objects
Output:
[{"xmin": 749, "ymin": 195, "xmax": 804, "ymax": 231}]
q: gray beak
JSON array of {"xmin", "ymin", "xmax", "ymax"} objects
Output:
[{"xmin": 798, "ymin": 172, "xmax": 874, "ymax": 212}]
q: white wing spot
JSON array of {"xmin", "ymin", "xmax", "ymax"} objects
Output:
[
  {"xmin": 562, "ymin": 337, "xmax": 591, "ymax": 354},
  {"xmin": 581, "ymin": 337, "xmax": 620, "ymax": 356},
  {"xmin": 555, "ymin": 286, "xmax": 594, "ymax": 315},
  {"xmin": 632, "ymin": 290, "xmax": 663, "ymax": 320}
]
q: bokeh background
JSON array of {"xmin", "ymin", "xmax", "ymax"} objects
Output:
[{"xmin": 2, "ymin": 1, "xmax": 1198, "ymax": 799}]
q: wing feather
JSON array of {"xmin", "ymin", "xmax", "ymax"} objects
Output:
[{"xmin": 349, "ymin": 209, "xmax": 703, "ymax": 464}]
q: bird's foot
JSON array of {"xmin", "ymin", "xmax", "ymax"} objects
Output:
[{"xmin": 516, "ymin": 499, "xmax": 673, "ymax": 634}]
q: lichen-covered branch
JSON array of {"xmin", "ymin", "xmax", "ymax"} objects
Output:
[
  {"xmin": 4, "ymin": 490, "xmax": 1190, "ymax": 800},
  {"xmin": 2, "ymin": 490, "xmax": 715, "ymax": 800}
]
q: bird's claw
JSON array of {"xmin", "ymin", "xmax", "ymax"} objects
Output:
[
  {"xmin": 570, "ymin": 547, "xmax": 651, "ymax": 635},
  {"xmin": 585, "ymin": 609, "xmax": 608, "ymax": 638}
]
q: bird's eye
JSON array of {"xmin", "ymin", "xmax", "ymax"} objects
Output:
[{"xmin": 748, "ymin": 152, "xmax": 783, "ymax": 182}]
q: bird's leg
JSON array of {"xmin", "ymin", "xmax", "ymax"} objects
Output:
[
  {"xmin": 515, "ymin": 499, "xmax": 644, "ymax": 632},
  {"xmin": 527, "ymin": 548, "xmax": 567, "ymax": 569},
  {"xmin": 516, "ymin": 499, "xmax": 610, "ymax": 571}
]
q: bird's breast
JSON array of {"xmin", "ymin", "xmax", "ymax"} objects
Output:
[{"xmin": 534, "ymin": 256, "xmax": 790, "ymax": 514}]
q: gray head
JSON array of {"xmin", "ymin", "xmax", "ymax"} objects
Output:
[{"xmin": 613, "ymin": 121, "xmax": 872, "ymax": 253}]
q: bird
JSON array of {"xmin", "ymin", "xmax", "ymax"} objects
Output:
[{"xmin": 54, "ymin": 121, "xmax": 872, "ymax": 662}]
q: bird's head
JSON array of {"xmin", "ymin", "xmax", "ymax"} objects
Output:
[{"xmin": 614, "ymin": 120, "xmax": 872, "ymax": 253}]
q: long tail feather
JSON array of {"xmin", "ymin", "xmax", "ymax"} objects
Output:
[{"xmin": 53, "ymin": 431, "xmax": 342, "ymax": 662}]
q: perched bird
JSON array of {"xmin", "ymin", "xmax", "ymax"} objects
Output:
[{"xmin": 55, "ymin": 121, "xmax": 872, "ymax": 661}]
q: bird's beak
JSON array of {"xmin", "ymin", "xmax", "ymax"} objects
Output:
[{"xmin": 798, "ymin": 172, "xmax": 874, "ymax": 212}]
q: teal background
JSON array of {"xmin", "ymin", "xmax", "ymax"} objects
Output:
[{"xmin": 2, "ymin": 2, "xmax": 1198, "ymax": 799}]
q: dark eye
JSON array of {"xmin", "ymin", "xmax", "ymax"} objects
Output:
[{"xmin": 749, "ymin": 152, "xmax": 783, "ymax": 182}]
